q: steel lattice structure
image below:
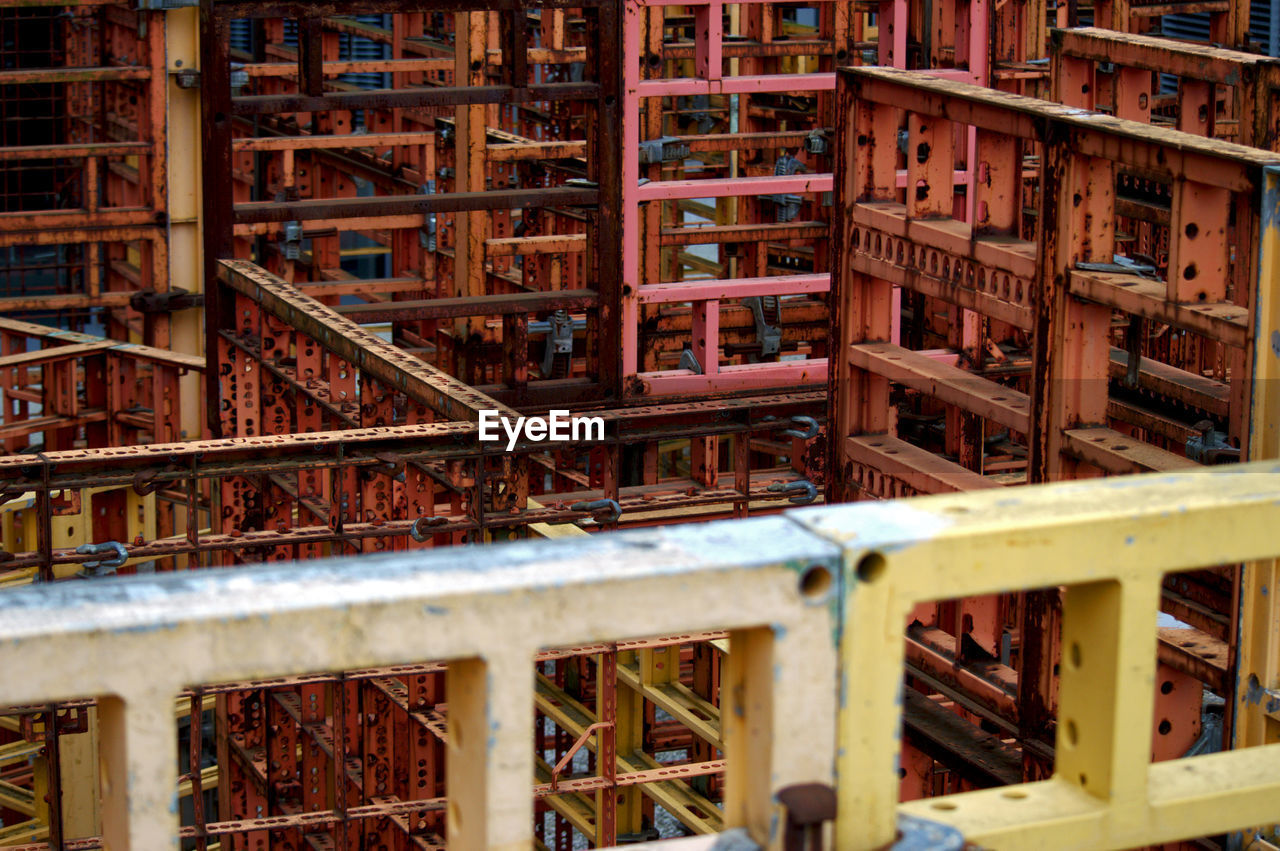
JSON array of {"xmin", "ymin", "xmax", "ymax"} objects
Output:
[{"xmin": 1, "ymin": 0, "xmax": 1279, "ymax": 847}]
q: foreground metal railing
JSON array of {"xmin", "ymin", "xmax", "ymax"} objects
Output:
[{"xmin": 1, "ymin": 463, "xmax": 1279, "ymax": 849}]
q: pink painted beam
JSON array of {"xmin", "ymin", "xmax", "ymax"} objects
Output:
[
  {"xmin": 878, "ymin": 0, "xmax": 908, "ymax": 66},
  {"xmin": 636, "ymin": 73, "xmax": 835, "ymax": 98},
  {"xmin": 637, "ymin": 359, "xmax": 829, "ymax": 395},
  {"xmin": 692, "ymin": 299, "xmax": 719, "ymax": 375},
  {"xmin": 621, "ymin": 0, "xmax": 643, "ymax": 378},
  {"xmin": 636, "ymin": 173, "xmax": 832, "ymax": 202},
  {"xmin": 637, "ymin": 274, "xmax": 829, "ymax": 304},
  {"xmin": 694, "ymin": 1, "xmax": 723, "ymax": 81}
]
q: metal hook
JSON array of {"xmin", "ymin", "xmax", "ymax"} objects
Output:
[
  {"xmin": 781, "ymin": 416, "xmax": 819, "ymax": 440},
  {"xmin": 76, "ymin": 541, "xmax": 129, "ymax": 578},
  {"xmin": 569, "ymin": 498, "xmax": 621, "ymax": 524},
  {"xmin": 767, "ymin": 480, "xmax": 817, "ymax": 505},
  {"xmin": 758, "ymin": 415, "xmax": 819, "ymax": 440},
  {"xmin": 410, "ymin": 516, "xmax": 449, "ymax": 542}
]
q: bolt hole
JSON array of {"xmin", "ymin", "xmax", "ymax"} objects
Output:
[
  {"xmin": 1069, "ymin": 642, "xmax": 1082, "ymax": 669},
  {"xmin": 1160, "ymin": 680, "xmax": 1174, "ymax": 694},
  {"xmin": 798, "ymin": 564, "xmax": 834, "ymax": 599},
  {"xmin": 1001, "ymin": 789, "xmax": 1028, "ymax": 800},
  {"xmin": 1138, "ymin": 93, "xmax": 1148, "ymax": 109},
  {"xmin": 931, "ymin": 801, "xmax": 957, "ymax": 811},
  {"xmin": 855, "ymin": 552, "xmax": 887, "ymax": 583},
  {"xmin": 1065, "ymin": 719, "xmax": 1078, "ymax": 746},
  {"xmin": 1185, "ymin": 222, "xmax": 1198, "ymax": 239},
  {"xmin": 1184, "ymin": 264, "xmax": 1198, "ymax": 281},
  {"xmin": 1158, "ymin": 719, "xmax": 1172, "ymax": 735}
]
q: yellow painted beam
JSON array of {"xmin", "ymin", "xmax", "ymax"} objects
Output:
[
  {"xmin": 0, "ymin": 818, "xmax": 46, "ymax": 845},
  {"xmin": 177, "ymin": 764, "xmax": 219, "ymax": 798},
  {"xmin": 0, "ymin": 778, "xmax": 35, "ymax": 816},
  {"xmin": 0, "ymin": 738, "xmax": 42, "ymax": 766},
  {"xmin": 617, "ymin": 656, "xmax": 722, "ymax": 749}
]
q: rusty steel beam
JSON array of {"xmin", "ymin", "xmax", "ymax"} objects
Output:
[
  {"xmin": 335, "ymin": 289, "xmax": 598, "ymax": 323},
  {"xmin": 219, "ymin": 259, "xmax": 515, "ymax": 422},
  {"xmin": 232, "ymin": 81, "xmax": 601, "ymax": 115},
  {"xmin": 234, "ymin": 186, "xmax": 599, "ymax": 224}
]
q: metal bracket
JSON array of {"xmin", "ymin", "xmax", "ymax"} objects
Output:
[
  {"xmin": 678, "ymin": 348, "xmax": 703, "ymax": 375},
  {"xmin": 744, "ymin": 295, "xmax": 782, "ymax": 358},
  {"xmin": 638, "ymin": 136, "xmax": 691, "ymax": 165},
  {"xmin": 1186, "ymin": 420, "xmax": 1240, "ymax": 465},
  {"xmin": 804, "ymin": 129, "xmax": 828, "ymax": 155},
  {"xmin": 760, "ymin": 153, "xmax": 804, "ymax": 221},
  {"xmin": 229, "ymin": 62, "xmax": 248, "ymax": 91},
  {"xmin": 172, "ymin": 68, "xmax": 200, "ymax": 88},
  {"xmin": 280, "ymin": 221, "xmax": 303, "ymax": 260},
  {"xmin": 370, "ymin": 453, "xmax": 406, "ymax": 483},
  {"xmin": 132, "ymin": 458, "xmax": 183, "ymax": 495},
  {"xmin": 76, "ymin": 542, "xmax": 129, "ymax": 578},
  {"xmin": 540, "ymin": 310, "xmax": 574, "ymax": 377},
  {"xmin": 420, "ymin": 182, "xmax": 438, "ymax": 250}
]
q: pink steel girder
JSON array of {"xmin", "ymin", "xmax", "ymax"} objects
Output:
[{"xmin": 620, "ymin": 0, "xmax": 993, "ymax": 396}]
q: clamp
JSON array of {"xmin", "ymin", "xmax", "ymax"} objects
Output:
[
  {"xmin": 76, "ymin": 541, "xmax": 129, "ymax": 578},
  {"xmin": 767, "ymin": 480, "xmax": 817, "ymax": 505}
]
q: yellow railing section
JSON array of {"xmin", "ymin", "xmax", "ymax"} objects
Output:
[
  {"xmin": 1, "ymin": 463, "xmax": 1279, "ymax": 849},
  {"xmin": 801, "ymin": 462, "xmax": 1280, "ymax": 850}
]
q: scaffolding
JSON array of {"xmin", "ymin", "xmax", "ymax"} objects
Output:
[{"xmin": 0, "ymin": 0, "xmax": 1278, "ymax": 847}]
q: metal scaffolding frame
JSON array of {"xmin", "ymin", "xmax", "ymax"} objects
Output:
[{"xmin": 1, "ymin": 0, "xmax": 1278, "ymax": 846}]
